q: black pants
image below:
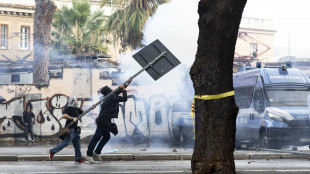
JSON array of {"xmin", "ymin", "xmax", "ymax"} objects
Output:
[
  {"xmin": 87, "ymin": 127, "xmax": 110, "ymax": 156},
  {"xmin": 24, "ymin": 123, "xmax": 34, "ymax": 141}
]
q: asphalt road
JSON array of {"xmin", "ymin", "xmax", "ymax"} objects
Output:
[
  {"xmin": 1, "ymin": 159, "xmax": 310, "ymax": 174},
  {"xmin": 235, "ymin": 159, "xmax": 310, "ymax": 174},
  {"xmin": 0, "ymin": 160, "xmax": 192, "ymax": 174}
]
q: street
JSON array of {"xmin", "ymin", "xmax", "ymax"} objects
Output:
[
  {"xmin": 2, "ymin": 143, "xmax": 310, "ymax": 173},
  {"xmin": 0, "ymin": 160, "xmax": 191, "ymax": 174},
  {"xmin": 1, "ymin": 159, "xmax": 310, "ymax": 174},
  {"xmin": 235, "ymin": 159, "xmax": 310, "ymax": 174}
]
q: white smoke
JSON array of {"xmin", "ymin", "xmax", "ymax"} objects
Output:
[{"xmin": 118, "ymin": 0, "xmax": 199, "ymax": 103}]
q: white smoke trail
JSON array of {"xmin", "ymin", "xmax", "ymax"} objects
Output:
[{"xmin": 118, "ymin": 0, "xmax": 199, "ymax": 103}]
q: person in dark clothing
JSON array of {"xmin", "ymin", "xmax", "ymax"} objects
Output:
[
  {"xmin": 23, "ymin": 103, "xmax": 35, "ymax": 142},
  {"xmin": 84, "ymin": 82, "xmax": 130, "ymax": 163},
  {"xmin": 49, "ymin": 96, "xmax": 86, "ymax": 163}
]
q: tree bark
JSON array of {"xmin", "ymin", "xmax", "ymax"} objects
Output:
[
  {"xmin": 190, "ymin": 0, "xmax": 247, "ymax": 173},
  {"xmin": 33, "ymin": 0, "xmax": 57, "ymax": 85}
]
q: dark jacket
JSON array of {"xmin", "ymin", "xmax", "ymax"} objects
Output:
[
  {"xmin": 64, "ymin": 106, "xmax": 83, "ymax": 130},
  {"xmin": 23, "ymin": 111, "xmax": 35, "ymax": 125},
  {"xmin": 96, "ymin": 88, "xmax": 127, "ymax": 135}
]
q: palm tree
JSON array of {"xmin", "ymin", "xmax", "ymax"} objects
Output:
[
  {"xmin": 51, "ymin": 0, "xmax": 107, "ymax": 56},
  {"xmin": 102, "ymin": 0, "xmax": 169, "ymax": 50}
]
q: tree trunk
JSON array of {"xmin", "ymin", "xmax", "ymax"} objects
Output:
[
  {"xmin": 33, "ymin": 0, "xmax": 57, "ymax": 85},
  {"xmin": 190, "ymin": 0, "xmax": 247, "ymax": 173}
]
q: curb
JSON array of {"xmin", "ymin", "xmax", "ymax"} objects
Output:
[
  {"xmin": 102, "ymin": 154, "xmax": 134, "ymax": 161},
  {"xmin": 1, "ymin": 153, "xmax": 310, "ymax": 161},
  {"xmin": 179, "ymin": 154, "xmax": 192, "ymax": 160},
  {"xmin": 134, "ymin": 154, "xmax": 179, "ymax": 161},
  {"xmin": 234, "ymin": 153, "xmax": 250, "ymax": 160},
  {"xmin": 0, "ymin": 155, "xmax": 18, "ymax": 161}
]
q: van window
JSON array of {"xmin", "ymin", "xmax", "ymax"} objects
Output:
[
  {"xmin": 253, "ymin": 89, "xmax": 264, "ymax": 113},
  {"xmin": 267, "ymin": 89, "xmax": 310, "ymax": 107},
  {"xmin": 233, "ymin": 76, "xmax": 257, "ymax": 87},
  {"xmin": 234, "ymin": 86, "xmax": 254, "ymax": 108}
]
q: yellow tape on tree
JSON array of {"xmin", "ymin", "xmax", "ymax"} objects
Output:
[{"xmin": 191, "ymin": 91, "xmax": 234, "ymax": 138}]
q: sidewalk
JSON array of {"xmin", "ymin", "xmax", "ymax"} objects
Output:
[
  {"xmin": 1, "ymin": 143, "xmax": 310, "ymax": 161},
  {"xmin": 0, "ymin": 142, "xmax": 194, "ymax": 161}
]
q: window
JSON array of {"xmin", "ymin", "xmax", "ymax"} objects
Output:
[
  {"xmin": 253, "ymin": 89, "xmax": 264, "ymax": 113},
  {"xmin": 0, "ymin": 25, "xmax": 8, "ymax": 49},
  {"xmin": 11, "ymin": 74, "xmax": 20, "ymax": 82},
  {"xmin": 234, "ymin": 86, "xmax": 255, "ymax": 108},
  {"xmin": 250, "ymin": 43, "xmax": 257, "ymax": 57},
  {"xmin": 267, "ymin": 89, "xmax": 310, "ymax": 107},
  {"xmin": 233, "ymin": 76, "xmax": 257, "ymax": 88},
  {"xmin": 20, "ymin": 27, "xmax": 30, "ymax": 50},
  {"xmin": 0, "ymin": 72, "xmax": 33, "ymax": 84}
]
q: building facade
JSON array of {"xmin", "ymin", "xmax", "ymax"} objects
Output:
[
  {"xmin": 0, "ymin": 0, "xmax": 119, "ymax": 63},
  {"xmin": 234, "ymin": 17, "xmax": 276, "ymax": 71},
  {"xmin": 0, "ymin": 2, "xmax": 35, "ymax": 62}
]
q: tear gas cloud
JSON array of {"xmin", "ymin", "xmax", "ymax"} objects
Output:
[
  {"xmin": 110, "ymin": 0, "xmax": 199, "ymax": 148},
  {"xmin": 117, "ymin": 0, "xmax": 199, "ymax": 103}
]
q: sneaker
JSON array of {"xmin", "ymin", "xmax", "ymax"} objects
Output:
[
  {"xmin": 93, "ymin": 153, "xmax": 102, "ymax": 161},
  {"xmin": 31, "ymin": 139, "xmax": 35, "ymax": 142},
  {"xmin": 49, "ymin": 151, "xmax": 54, "ymax": 161},
  {"xmin": 83, "ymin": 155, "xmax": 95, "ymax": 163},
  {"xmin": 75, "ymin": 160, "xmax": 84, "ymax": 164}
]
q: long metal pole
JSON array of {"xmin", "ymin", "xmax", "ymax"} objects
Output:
[{"xmin": 65, "ymin": 51, "xmax": 166, "ymax": 127}]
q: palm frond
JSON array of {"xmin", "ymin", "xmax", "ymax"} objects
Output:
[
  {"xmin": 52, "ymin": 0, "xmax": 108, "ymax": 55},
  {"xmin": 129, "ymin": 8, "xmax": 146, "ymax": 32},
  {"xmin": 103, "ymin": 0, "xmax": 165, "ymax": 50}
]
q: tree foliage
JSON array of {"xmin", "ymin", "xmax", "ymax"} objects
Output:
[
  {"xmin": 51, "ymin": 0, "xmax": 108, "ymax": 56},
  {"xmin": 103, "ymin": 0, "xmax": 169, "ymax": 51}
]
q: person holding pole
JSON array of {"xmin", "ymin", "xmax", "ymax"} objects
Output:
[
  {"xmin": 84, "ymin": 82, "xmax": 130, "ymax": 163},
  {"xmin": 49, "ymin": 97, "xmax": 85, "ymax": 163}
]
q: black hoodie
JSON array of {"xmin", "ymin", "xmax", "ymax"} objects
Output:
[
  {"xmin": 23, "ymin": 111, "xmax": 35, "ymax": 125},
  {"xmin": 96, "ymin": 87, "xmax": 127, "ymax": 135}
]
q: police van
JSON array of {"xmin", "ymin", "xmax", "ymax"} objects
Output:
[{"xmin": 234, "ymin": 63, "xmax": 310, "ymax": 149}]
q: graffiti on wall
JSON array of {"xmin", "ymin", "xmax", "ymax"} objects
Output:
[
  {"xmin": 0, "ymin": 94, "xmax": 72, "ymax": 138},
  {"xmin": 5, "ymin": 85, "xmax": 32, "ymax": 94},
  {"xmin": 0, "ymin": 92, "xmax": 191, "ymax": 143}
]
